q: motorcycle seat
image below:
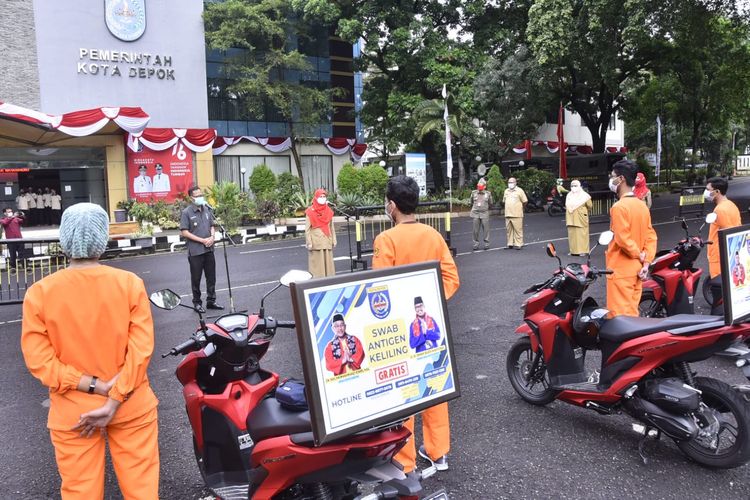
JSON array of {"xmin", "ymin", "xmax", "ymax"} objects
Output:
[
  {"xmin": 248, "ymin": 397, "xmax": 312, "ymax": 442},
  {"xmin": 599, "ymin": 314, "xmax": 720, "ymax": 343}
]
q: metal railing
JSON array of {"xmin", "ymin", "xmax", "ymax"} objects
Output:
[
  {"xmin": 348, "ymin": 202, "xmax": 455, "ymax": 271},
  {"xmin": 677, "ymin": 187, "xmax": 706, "ymax": 218},
  {"xmin": 588, "ymin": 190, "xmax": 616, "ymax": 223},
  {"xmin": 0, "ymin": 238, "xmax": 67, "ymax": 305}
]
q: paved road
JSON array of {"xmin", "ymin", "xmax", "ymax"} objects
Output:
[{"xmin": 3, "ymin": 179, "xmax": 750, "ymax": 499}]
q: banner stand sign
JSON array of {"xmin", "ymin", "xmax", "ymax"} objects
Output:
[
  {"xmin": 290, "ymin": 261, "xmax": 460, "ymax": 446},
  {"xmin": 719, "ymin": 224, "xmax": 750, "ymax": 325}
]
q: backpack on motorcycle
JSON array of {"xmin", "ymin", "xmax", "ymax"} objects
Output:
[{"xmin": 275, "ymin": 378, "xmax": 308, "ymax": 411}]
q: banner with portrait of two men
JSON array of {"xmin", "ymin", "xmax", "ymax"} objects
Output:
[{"xmin": 290, "ymin": 261, "xmax": 460, "ymax": 445}]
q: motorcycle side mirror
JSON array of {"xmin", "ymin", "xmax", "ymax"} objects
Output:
[
  {"xmin": 280, "ymin": 269, "xmax": 312, "ymax": 287},
  {"xmin": 681, "ymin": 219, "xmax": 689, "ymax": 231},
  {"xmin": 546, "ymin": 243, "xmax": 557, "ymax": 258},
  {"xmin": 705, "ymin": 213, "xmax": 717, "ymax": 224},
  {"xmin": 598, "ymin": 231, "xmax": 614, "ymax": 246},
  {"xmin": 149, "ymin": 289, "xmax": 181, "ymax": 310}
]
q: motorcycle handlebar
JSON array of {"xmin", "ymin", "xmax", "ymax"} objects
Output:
[
  {"xmin": 275, "ymin": 321, "xmax": 297, "ymax": 329},
  {"xmin": 162, "ymin": 337, "xmax": 199, "ymax": 358}
]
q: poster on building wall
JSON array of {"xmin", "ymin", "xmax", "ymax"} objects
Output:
[
  {"xmin": 405, "ymin": 153, "xmax": 427, "ymax": 196},
  {"xmin": 127, "ymin": 144, "xmax": 193, "ymax": 202},
  {"xmin": 290, "ymin": 261, "xmax": 460, "ymax": 445}
]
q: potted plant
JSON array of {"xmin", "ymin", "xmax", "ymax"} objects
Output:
[
  {"xmin": 127, "ymin": 201, "xmax": 156, "ymax": 248},
  {"xmin": 206, "ymin": 181, "xmax": 245, "ymax": 243},
  {"xmin": 115, "ymin": 199, "xmax": 134, "ymax": 223},
  {"xmin": 255, "ymin": 197, "xmax": 282, "ymax": 235}
]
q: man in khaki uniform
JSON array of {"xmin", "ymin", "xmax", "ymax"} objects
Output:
[
  {"xmin": 470, "ymin": 178, "xmax": 492, "ymax": 251},
  {"xmin": 503, "ymin": 177, "xmax": 527, "ymax": 249}
]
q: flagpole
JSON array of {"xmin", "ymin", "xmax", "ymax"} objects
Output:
[
  {"xmin": 656, "ymin": 116, "xmax": 662, "ymax": 188},
  {"xmin": 443, "ymin": 85, "xmax": 453, "ymax": 214}
]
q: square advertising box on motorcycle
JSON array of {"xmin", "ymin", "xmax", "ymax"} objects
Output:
[
  {"xmin": 718, "ymin": 224, "xmax": 750, "ymax": 324},
  {"xmin": 290, "ymin": 261, "xmax": 460, "ymax": 446}
]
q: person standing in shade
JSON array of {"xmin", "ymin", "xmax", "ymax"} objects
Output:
[
  {"xmin": 180, "ymin": 186, "xmax": 223, "ymax": 314},
  {"xmin": 1, "ymin": 207, "xmax": 24, "ymax": 271},
  {"xmin": 470, "ymin": 178, "xmax": 492, "ymax": 251},
  {"xmin": 25, "ymin": 189, "xmax": 37, "ymax": 226},
  {"xmin": 704, "ymin": 176, "xmax": 741, "ymax": 314},
  {"xmin": 305, "ymin": 188, "xmax": 336, "ymax": 277},
  {"xmin": 606, "ymin": 160, "xmax": 658, "ymax": 317},
  {"xmin": 372, "ymin": 175, "xmax": 460, "ymax": 475},
  {"xmin": 43, "ymin": 187, "xmax": 53, "ymax": 226},
  {"xmin": 17, "ymin": 188, "xmax": 29, "ymax": 214},
  {"xmin": 503, "ymin": 177, "xmax": 527, "ymax": 249},
  {"xmin": 634, "ymin": 172, "xmax": 652, "ymax": 208},
  {"xmin": 50, "ymin": 189, "xmax": 62, "ymax": 225},
  {"xmin": 15, "ymin": 189, "xmax": 24, "ymax": 212},
  {"xmin": 34, "ymin": 188, "xmax": 45, "ymax": 227},
  {"xmin": 21, "ymin": 203, "xmax": 160, "ymax": 500},
  {"xmin": 565, "ymin": 180, "xmax": 592, "ymax": 256}
]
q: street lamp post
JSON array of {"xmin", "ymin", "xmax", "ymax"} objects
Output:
[{"xmin": 240, "ymin": 167, "xmax": 247, "ymax": 192}]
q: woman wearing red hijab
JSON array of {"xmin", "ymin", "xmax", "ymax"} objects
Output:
[
  {"xmin": 634, "ymin": 172, "xmax": 652, "ymax": 208},
  {"xmin": 305, "ymin": 188, "xmax": 337, "ymax": 277}
]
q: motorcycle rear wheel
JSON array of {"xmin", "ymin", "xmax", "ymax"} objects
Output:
[
  {"xmin": 638, "ymin": 293, "xmax": 666, "ymax": 317},
  {"xmin": 547, "ymin": 204, "xmax": 564, "ymax": 217},
  {"xmin": 506, "ymin": 337, "xmax": 558, "ymax": 405},
  {"xmin": 677, "ymin": 377, "xmax": 750, "ymax": 469}
]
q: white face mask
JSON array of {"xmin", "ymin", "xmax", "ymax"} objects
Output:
[
  {"xmin": 385, "ymin": 201, "xmax": 394, "ymax": 222},
  {"xmin": 317, "ymin": 196, "xmax": 327, "ymax": 205},
  {"xmin": 508, "ymin": 182, "xmax": 516, "ymax": 189},
  {"xmin": 571, "ymin": 186, "xmax": 581, "ymax": 193},
  {"xmin": 608, "ymin": 177, "xmax": 620, "ymax": 193},
  {"xmin": 704, "ymin": 189, "xmax": 715, "ymax": 201}
]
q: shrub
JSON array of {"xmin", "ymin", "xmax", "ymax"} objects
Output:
[
  {"xmin": 276, "ymin": 172, "xmax": 304, "ymax": 217},
  {"xmin": 516, "ymin": 167, "xmax": 555, "ymax": 197},
  {"xmin": 359, "ymin": 164, "xmax": 389, "ymax": 200},
  {"xmin": 337, "ymin": 162, "xmax": 360, "ymax": 195},
  {"xmin": 485, "ymin": 164, "xmax": 506, "ymax": 203},
  {"xmin": 249, "ymin": 165, "xmax": 277, "ymax": 197},
  {"xmin": 255, "ymin": 196, "xmax": 282, "ymax": 223}
]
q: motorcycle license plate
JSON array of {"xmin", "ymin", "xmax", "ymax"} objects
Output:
[{"xmin": 422, "ymin": 489, "xmax": 449, "ymax": 500}]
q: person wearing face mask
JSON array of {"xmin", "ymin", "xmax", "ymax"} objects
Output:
[
  {"xmin": 633, "ymin": 172, "xmax": 652, "ymax": 208},
  {"xmin": 1, "ymin": 207, "xmax": 25, "ymax": 271},
  {"xmin": 180, "ymin": 186, "xmax": 223, "ymax": 314},
  {"xmin": 605, "ymin": 160, "xmax": 658, "ymax": 317},
  {"xmin": 565, "ymin": 180, "xmax": 592, "ymax": 256},
  {"xmin": 372, "ymin": 175, "xmax": 459, "ymax": 476},
  {"xmin": 503, "ymin": 177, "xmax": 527, "ymax": 249},
  {"xmin": 704, "ymin": 177, "xmax": 741, "ymax": 314},
  {"xmin": 470, "ymin": 178, "xmax": 493, "ymax": 251},
  {"xmin": 305, "ymin": 188, "xmax": 336, "ymax": 277}
]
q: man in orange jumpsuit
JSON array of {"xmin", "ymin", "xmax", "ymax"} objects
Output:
[
  {"xmin": 324, "ymin": 313, "xmax": 365, "ymax": 375},
  {"xmin": 704, "ymin": 176, "xmax": 741, "ymax": 314},
  {"xmin": 372, "ymin": 175, "xmax": 460, "ymax": 474},
  {"xmin": 21, "ymin": 203, "xmax": 159, "ymax": 499},
  {"xmin": 605, "ymin": 160, "xmax": 658, "ymax": 317}
]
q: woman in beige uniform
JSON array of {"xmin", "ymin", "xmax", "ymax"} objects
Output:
[
  {"xmin": 565, "ymin": 179, "xmax": 592, "ymax": 256},
  {"xmin": 305, "ymin": 188, "xmax": 337, "ymax": 277}
]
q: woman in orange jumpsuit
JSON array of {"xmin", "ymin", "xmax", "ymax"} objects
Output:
[
  {"xmin": 21, "ymin": 203, "xmax": 159, "ymax": 500},
  {"xmin": 372, "ymin": 175, "xmax": 460, "ymax": 474}
]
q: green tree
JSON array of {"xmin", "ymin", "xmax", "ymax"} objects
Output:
[
  {"xmin": 358, "ymin": 164, "xmax": 389, "ymax": 200},
  {"xmin": 336, "ymin": 162, "xmax": 360, "ymax": 195},
  {"xmin": 204, "ymin": 0, "xmax": 344, "ymax": 185},
  {"xmin": 485, "ymin": 164, "xmax": 507, "ymax": 204},
  {"xmin": 276, "ymin": 172, "xmax": 304, "ymax": 216},
  {"xmin": 248, "ymin": 165, "xmax": 277, "ymax": 197}
]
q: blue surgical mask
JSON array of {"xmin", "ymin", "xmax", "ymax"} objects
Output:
[{"xmin": 193, "ymin": 196, "xmax": 206, "ymax": 206}]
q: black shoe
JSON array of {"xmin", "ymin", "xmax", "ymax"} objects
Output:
[
  {"xmin": 206, "ymin": 302, "xmax": 224, "ymax": 310},
  {"xmin": 516, "ymin": 246, "xmax": 523, "ymax": 250},
  {"xmin": 193, "ymin": 304, "xmax": 206, "ymax": 314},
  {"xmin": 484, "ymin": 246, "xmax": 490, "ymax": 251},
  {"xmin": 504, "ymin": 245, "xmax": 514, "ymax": 250},
  {"xmin": 472, "ymin": 247, "xmax": 479, "ymax": 252}
]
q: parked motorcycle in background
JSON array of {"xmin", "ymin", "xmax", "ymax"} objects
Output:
[
  {"xmin": 507, "ymin": 231, "xmax": 750, "ymax": 469},
  {"xmin": 547, "ymin": 189, "xmax": 565, "ymax": 217},
  {"xmin": 639, "ymin": 214, "xmax": 716, "ymax": 318},
  {"xmin": 524, "ymin": 189, "xmax": 546, "ymax": 213},
  {"xmin": 150, "ymin": 270, "xmax": 439, "ymax": 500}
]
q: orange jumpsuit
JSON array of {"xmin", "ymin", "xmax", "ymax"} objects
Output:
[
  {"xmin": 708, "ymin": 199, "xmax": 741, "ymax": 279},
  {"xmin": 372, "ymin": 221, "xmax": 460, "ymax": 473},
  {"xmin": 605, "ymin": 194, "xmax": 657, "ymax": 317},
  {"xmin": 21, "ymin": 265, "xmax": 159, "ymax": 500}
]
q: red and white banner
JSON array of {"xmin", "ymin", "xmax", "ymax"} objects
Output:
[
  {"xmin": 127, "ymin": 144, "xmax": 194, "ymax": 202},
  {"xmin": 212, "ymin": 136, "xmax": 367, "ymax": 161},
  {"xmin": 128, "ymin": 128, "xmax": 217, "ymax": 153},
  {"xmin": 0, "ymin": 101, "xmax": 150, "ymax": 136}
]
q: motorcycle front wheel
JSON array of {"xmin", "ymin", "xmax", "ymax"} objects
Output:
[
  {"xmin": 638, "ymin": 292, "xmax": 666, "ymax": 317},
  {"xmin": 677, "ymin": 377, "xmax": 750, "ymax": 469},
  {"xmin": 506, "ymin": 337, "xmax": 558, "ymax": 405}
]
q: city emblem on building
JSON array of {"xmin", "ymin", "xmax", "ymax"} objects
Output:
[{"xmin": 105, "ymin": 0, "xmax": 146, "ymax": 42}]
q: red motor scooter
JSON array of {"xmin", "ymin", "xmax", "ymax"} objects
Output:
[
  {"xmin": 507, "ymin": 232, "xmax": 750, "ymax": 468},
  {"xmin": 150, "ymin": 270, "xmax": 438, "ymax": 500},
  {"xmin": 639, "ymin": 214, "xmax": 716, "ymax": 317}
]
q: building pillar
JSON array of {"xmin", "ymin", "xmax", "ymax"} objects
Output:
[
  {"xmin": 106, "ymin": 136, "xmax": 127, "ymax": 218},
  {"xmin": 195, "ymin": 149, "xmax": 215, "ymax": 188}
]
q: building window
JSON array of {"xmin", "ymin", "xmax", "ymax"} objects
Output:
[
  {"xmin": 301, "ymin": 155, "xmax": 333, "ymax": 193},
  {"xmin": 609, "ymin": 113, "xmax": 617, "ymax": 131},
  {"xmin": 214, "ymin": 155, "xmax": 291, "ymax": 192}
]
